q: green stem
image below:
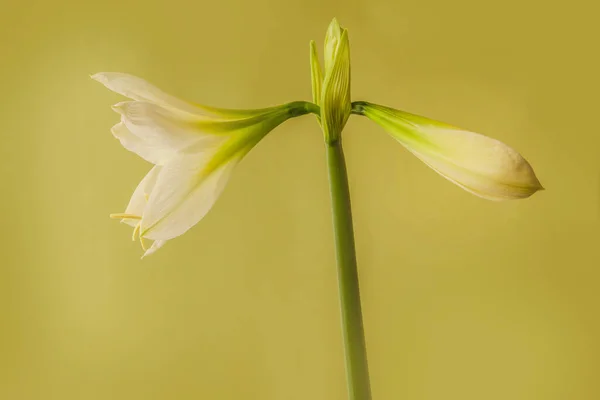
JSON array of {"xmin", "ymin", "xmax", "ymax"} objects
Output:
[{"xmin": 325, "ymin": 139, "xmax": 372, "ymax": 400}]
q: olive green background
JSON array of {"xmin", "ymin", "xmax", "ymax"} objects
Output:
[{"xmin": 1, "ymin": 0, "xmax": 599, "ymax": 399}]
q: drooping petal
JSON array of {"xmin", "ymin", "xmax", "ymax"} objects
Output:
[
  {"xmin": 92, "ymin": 72, "xmax": 206, "ymax": 115},
  {"xmin": 112, "ymin": 101, "xmax": 223, "ymax": 164},
  {"xmin": 120, "ymin": 165, "xmax": 162, "ymax": 227},
  {"xmin": 355, "ymin": 102, "xmax": 543, "ymax": 200},
  {"xmin": 139, "ymin": 150, "xmax": 239, "ymax": 241},
  {"xmin": 111, "ymin": 122, "xmax": 175, "ymax": 165},
  {"xmin": 92, "ymin": 72, "xmax": 281, "ymax": 119}
]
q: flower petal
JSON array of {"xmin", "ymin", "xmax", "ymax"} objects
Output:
[
  {"xmin": 356, "ymin": 102, "xmax": 543, "ymax": 200},
  {"xmin": 310, "ymin": 40, "xmax": 323, "ymax": 108},
  {"xmin": 112, "ymin": 101, "xmax": 223, "ymax": 164},
  {"xmin": 139, "ymin": 150, "xmax": 239, "ymax": 241},
  {"xmin": 92, "ymin": 72, "xmax": 207, "ymax": 116},
  {"xmin": 321, "ymin": 28, "xmax": 351, "ymax": 142},
  {"xmin": 111, "ymin": 122, "xmax": 174, "ymax": 165},
  {"xmin": 141, "ymin": 239, "xmax": 167, "ymax": 259},
  {"xmin": 323, "ymin": 18, "xmax": 342, "ymax": 74},
  {"xmin": 92, "ymin": 72, "xmax": 281, "ymax": 119},
  {"xmin": 120, "ymin": 165, "xmax": 162, "ymax": 227}
]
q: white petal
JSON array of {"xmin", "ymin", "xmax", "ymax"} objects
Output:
[
  {"xmin": 92, "ymin": 72, "xmax": 205, "ymax": 116},
  {"xmin": 121, "ymin": 165, "xmax": 162, "ymax": 227},
  {"xmin": 111, "ymin": 122, "xmax": 173, "ymax": 165},
  {"xmin": 112, "ymin": 101, "xmax": 222, "ymax": 163},
  {"xmin": 141, "ymin": 240, "xmax": 167, "ymax": 259},
  {"xmin": 92, "ymin": 72, "xmax": 276, "ymax": 120},
  {"xmin": 139, "ymin": 150, "xmax": 239, "ymax": 241}
]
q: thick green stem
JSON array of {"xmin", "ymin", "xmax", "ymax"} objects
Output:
[{"xmin": 325, "ymin": 139, "xmax": 372, "ymax": 400}]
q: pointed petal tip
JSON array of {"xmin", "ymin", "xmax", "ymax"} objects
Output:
[
  {"xmin": 90, "ymin": 72, "xmax": 107, "ymax": 83},
  {"xmin": 531, "ymin": 178, "xmax": 545, "ymax": 193},
  {"xmin": 517, "ymin": 184, "xmax": 544, "ymax": 200},
  {"xmin": 326, "ymin": 18, "xmax": 342, "ymax": 39},
  {"xmin": 340, "ymin": 27, "xmax": 349, "ymax": 41},
  {"xmin": 523, "ymin": 184, "xmax": 545, "ymax": 199},
  {"xmin": 141, "ymin": 239, "xmax": 167, "ymax": 258},
  {"xmin": 91, "ymin": 72, "xmax": 137, "ymax": 89},
  {"xmin": 111, "ymin": 101, "xmax": 128, "ymax": 114},
  {"xmin": 140, "ymin": 251, "xmax": 150, "ymax": 260}
]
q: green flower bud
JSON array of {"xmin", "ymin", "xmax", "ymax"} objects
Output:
[{"xmin": 315, "ymin": 18, "xmax": 351, "ymax": 143}]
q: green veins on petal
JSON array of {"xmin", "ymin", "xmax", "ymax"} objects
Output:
[
  {"xmin": 323, "ymin": 18, "xmax": 342, "ymax": 73},
  {"xmin": 319, "ymin": 19, "xmax": 352, "ymax": 143},
  {"xmin": 310, "ymin": 40, "xmax": 323, "ymax": 109}
]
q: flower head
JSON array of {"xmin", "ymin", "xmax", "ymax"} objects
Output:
[
  {"xmin": 310, "ymin": 18, "xmax": 351, "ymax": 143},
  {"xmin": 353, "ymin": 101, "xmax": 543, "ymax": 200},
  {"xmin": 93, "ymin": 73, "xmax": 316, "ymax": 257}
]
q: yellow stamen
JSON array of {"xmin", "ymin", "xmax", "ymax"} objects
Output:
[
  {"xmin": 144, "ymin": 193, "xmax": 149, "ymax": 202},
  {"xmin": 110, "ymin": 213, "xmax": 142, "ymax": 220},
  {"xmin": 131, "ymin": 223, "xmax": 141, "ymax": 241},
  {"xmin": 139, "ymin": 235, "xmax": 148, "ymax": 251}
]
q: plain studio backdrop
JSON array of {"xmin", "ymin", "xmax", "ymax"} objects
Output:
[{"xmin": 1, "ymin": 0, "xmax": 599, "ymax": 399}]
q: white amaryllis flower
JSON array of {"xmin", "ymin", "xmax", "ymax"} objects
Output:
[
  {"xmin": 93, "ymin": 72, "xmax": 317, "ymax": 257},
  {"xmin": 353, "ymin": 101, "xmax": 543, "ymax": 200}
]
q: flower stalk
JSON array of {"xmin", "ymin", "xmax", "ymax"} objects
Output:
[
  {"xmin": 314, "ymin": 18, "xmax": 372, "ymax": 400},
  {"xmin": 326, "ymin": 138, "xmax": 372, "ymax": 400}
]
